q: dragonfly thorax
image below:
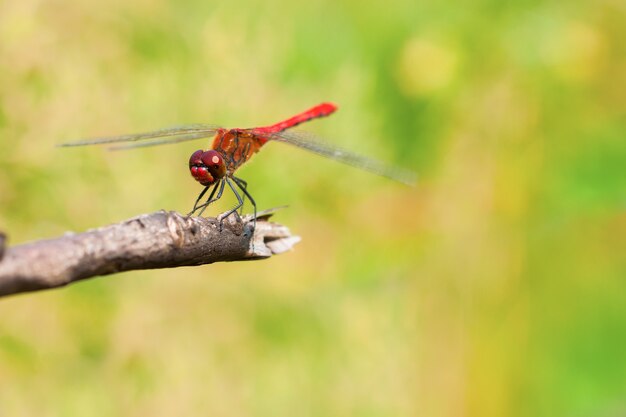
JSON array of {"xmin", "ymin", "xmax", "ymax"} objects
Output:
[{"xmin": 189, "ymin": 149, "xmax": 226, "ymax": 186}]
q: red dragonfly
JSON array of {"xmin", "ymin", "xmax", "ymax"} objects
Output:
[{"xmin": 61, "ymin": 103, "xmax": 415, "ymax": 227}]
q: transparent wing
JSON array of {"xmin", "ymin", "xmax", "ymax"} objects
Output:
[
  {"xmin": 107, "ymin": 132, "xmax": 217, "ymax": 150},
  {"xmin": 266, "ymin": 130, "xmax": 417, "ymax": 186},
  {"xmin": 59, "ymin": 124, "xmax": 222, "ymax": 147}
]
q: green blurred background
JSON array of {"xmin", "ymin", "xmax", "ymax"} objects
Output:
[{"xmin": 0, "ymin": 0, "xmax": 624, "ymax": 415}]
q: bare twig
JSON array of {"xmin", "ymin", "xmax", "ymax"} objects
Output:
[{"xmin": 0, "ymin": 209, "xmax": 299, "ymax": 298}]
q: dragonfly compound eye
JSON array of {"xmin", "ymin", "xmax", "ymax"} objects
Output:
[
  {"xmin": 189, "ymin": 149, "xmax": 217, "ymax": 186},
  {"xmin": 189, "ymin": 150, "xmax": 204, "ymax": 168},
  {"xmin": 201, "ymin": 150, "xmax": 226, "ymax": 179}
]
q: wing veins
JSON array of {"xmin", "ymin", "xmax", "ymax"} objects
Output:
[
  {"xmin": 59, "ymin": 124, "xmax": 221, "ymax": 147},
  {"xmin": 107, "ymin": 132, "xmax": 214, "ymax": 150},
  {"xmin": 268, "ymin": 131, "xmax": 416, "ymax": 186}
]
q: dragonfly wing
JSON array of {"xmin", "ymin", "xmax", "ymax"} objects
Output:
[
  {"xmin": 59, "ymin": 124, "xmax": 222, "ymax": 147},
  {"xmin": 267, "ymin": 131, "xmax": 417, "ymax": 186},
  {"xmin": 108, "ymin": 132, "xmax": 217, "ymax": 150}
]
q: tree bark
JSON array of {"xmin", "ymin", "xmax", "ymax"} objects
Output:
[{"xmin": 0, "ymin": 209, "xmax": 299, "ymax": 298}]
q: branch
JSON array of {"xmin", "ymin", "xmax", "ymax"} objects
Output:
[{"xmin": 0, "ymin": 209, "xmax": 299, "ymax": 298}]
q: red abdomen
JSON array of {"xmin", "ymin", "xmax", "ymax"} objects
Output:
[
  {"xmin": 253, "ymin": 103, "xmax": 337, "ymax": 135},
  {"xmin": 210, "ymin": 103, "xmax": 338, "ymax": 173}
]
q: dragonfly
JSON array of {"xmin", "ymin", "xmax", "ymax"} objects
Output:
[{"xmin": 60, "ymin": 103, "xmax": 416, "ymax": 229}]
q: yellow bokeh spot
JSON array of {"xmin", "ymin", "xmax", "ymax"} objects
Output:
[
  {"xmin": 396, "ymin": 37, "xmax": 458, "ymax": 97},
  {"xmin": 543, "ymin": 21, "xmax": 607, "ymax": 83}
]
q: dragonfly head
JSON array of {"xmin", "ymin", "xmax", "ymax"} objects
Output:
[{"xmin": 189, "ymin": 150, "xmax": 226, "ymax": 186}]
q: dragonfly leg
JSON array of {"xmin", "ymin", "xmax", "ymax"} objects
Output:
[
  {"xmin": 233, "ymin": 176, "xmax": 256, "ymax": 232},
  {"xmin": 196, "ymin": 179, "xmax": 226, "ymax": 217},
  {"xmin": 235, "ymin": 178, "xmax": 248, "ymax": 215},
  {"xmin": 217, "ymin": 178, "xmax": 245, "ymax": 231},
  {"xmin": 188, "ymin": 184, "xmax": 213, "ymax": 216}
]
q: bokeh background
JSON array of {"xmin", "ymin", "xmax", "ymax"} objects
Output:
[{"xmin": 0, "ymin": 0, "xmax": 624, "ymax": 416}]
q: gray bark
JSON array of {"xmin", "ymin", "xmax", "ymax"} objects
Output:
[{"xmin": 0, "ymin": 209, "xmax": 299, "ymax": 298}]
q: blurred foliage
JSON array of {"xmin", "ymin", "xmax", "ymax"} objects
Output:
[{"xmin": 0, "ymin": 0, "xmax": 625, "ymax": 416}]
